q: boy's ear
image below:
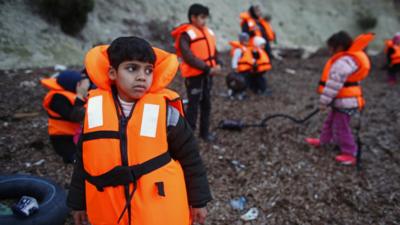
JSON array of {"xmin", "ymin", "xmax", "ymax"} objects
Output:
[{"xmin": 108, "ymin": 67, "xmax": 117, "ymax": 81}]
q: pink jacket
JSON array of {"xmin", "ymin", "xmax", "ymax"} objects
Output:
[{"xmin": 319, "ymin": 56, "xmax": 360, "ymax": 109}]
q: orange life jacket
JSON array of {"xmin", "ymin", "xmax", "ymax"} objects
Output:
[
  {"xmin": 318, "ymin": 33, "xmax": 375, "ymax": 110},
  {"xmin": 171, "ymin": 23, "xmax": 217, "ymax": 78},
  {"xmin": 389, "ymin": 44, "xmax": 400, "ymax": 65},
  {"xmin": 229, "ymin": 41, "xmax": 247, "ymax": 56},
  {"xmin": 384, "ymin": 39, "xmax": 393, "ymax": 54},
  {"xmin": 237, "ymin": 46, "xmax": 271, "ymax": 73},
  {"xmin": 240, "ymin": 12, "xmax": 275, "ymax": 45},
  {"xmin": 82, "ymin": 45, "xmax": 189, "ymax": 225},
  {"xmin": 41, "ymin": 78, "xmax": 81, "ymax": 136}
]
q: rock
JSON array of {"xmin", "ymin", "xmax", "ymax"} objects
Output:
[
  {"xmin": 240, "ymin": 208, "xmax": 259, "ymax": 221},
  {"xmin": 19, "ymin": 81, "xmax": 37, "ymax": 88}
]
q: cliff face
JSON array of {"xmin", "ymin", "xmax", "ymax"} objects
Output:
[{"xmin": 0, "ymin": 0, "xmax": 399, "ymax": 69}]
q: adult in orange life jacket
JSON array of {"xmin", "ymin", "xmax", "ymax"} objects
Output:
[
  {"xmin": 41, "ymin": 70, "xmax": 90, "ymax": 163},
  {"xmin": 67, "ymin": 37, "xmax": 212, "ymax": 225},
  {"xmin": 384, "ymin": 32, "xmax": 400, "ymax": 85},
  {"xmin": 171, "ymin": 3, "xmax": 222, "ymax": 142},
  {"xmin": 240, "ymin": 5, "xmax": 276, "ymax": 58},
  {"xmin": 305, "ymin": 31, "xmax": 375, "ymax": 166}
]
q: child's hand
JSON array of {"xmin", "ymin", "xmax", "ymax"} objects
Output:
[
  {"xmin": 76, "ymin": 78, "xmax": 90, "ymax": 100},
  {"xmin": 72, "ymin": 210, "xmax": 90, "ymax": 225},
  {"xmin": 319, "ymin": 104, "xmax": 329, "ymax": 112},
  {"xmin": 191, "ymin": 207, "xmax": 207, "ymax": 224},
  {"xmin": 210, "ymin": 65, "xmax": 222, "ymax": 76}
]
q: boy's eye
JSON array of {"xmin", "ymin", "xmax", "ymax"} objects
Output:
[
  {"xmin": 127, "ymin": 65, "xmax": 137, "ymax": 72},
  {"xmin": 145, "ymin": 67, "xmax": 153, "ymax": 75}
]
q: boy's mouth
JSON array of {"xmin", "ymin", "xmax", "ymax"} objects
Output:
[{"xmin": 132, "ymin": 85, "xmax": 147, "ymax": 92}]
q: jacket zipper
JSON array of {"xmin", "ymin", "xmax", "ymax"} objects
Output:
[{"xmin": 112, "ymin": 85, "xmax": 134, "ymax": 225}]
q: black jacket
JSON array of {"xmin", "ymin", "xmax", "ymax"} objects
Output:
[{"xmin": 49, "ymin": 94, "xmax": 86, "ymax": 123}]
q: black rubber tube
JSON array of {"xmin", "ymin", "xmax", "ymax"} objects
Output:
[{"xmin": 0, "ymin": 174, "xmax": 69, "ymax": 225}]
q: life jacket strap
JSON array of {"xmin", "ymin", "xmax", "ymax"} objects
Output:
[
  {"xmin": 319, "ymin": 81, "xmax": 359, "ymax": 87},
  {"xmin": 83, "ymin": 151, "xmax": 172, "ymax": 192}
]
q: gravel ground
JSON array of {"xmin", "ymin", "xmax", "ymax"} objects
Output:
[{"xmin": 0, "ymin": 51, "xmax": 399, "ymax": 225}]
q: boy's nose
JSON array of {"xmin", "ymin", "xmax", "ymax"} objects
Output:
[{"xmin": 136, "ymin": 70, "xmax": 147, "ymax": 80}]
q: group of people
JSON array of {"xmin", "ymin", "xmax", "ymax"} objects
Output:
[
  {"xmin": 38, "ymin": 2, "xmax": 400, "ymax": 225},
  {"xmin": 228, "ymin": 5, "xmax": 275, "ymax": 99}
]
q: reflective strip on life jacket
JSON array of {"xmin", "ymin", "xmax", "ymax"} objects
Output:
[
  {"xmin": 82, "ymin": 88, "xmax": 189, "ymax": 225},
  {"xmin": 171, "ymin": 24, "xmax": 217, "ymax": 78}
]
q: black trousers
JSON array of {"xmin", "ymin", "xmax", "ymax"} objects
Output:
[
  {"xmin": 185, "ymin": 74, "xmax": 212, "ymax": 136},
  {"xmin": 388, "ymin": 64, "xmax": 400, "ymax": 77},
  {"xmin": 50, "ymin": 135, "xmax": 77, "ymax": 163},
  {"xmin": 246, "ymin": 72, "xmax": 267, "ymax": 94},
  {"xmin": 264, "ymin": 39, "xmax": 273, "ymax": 59}
]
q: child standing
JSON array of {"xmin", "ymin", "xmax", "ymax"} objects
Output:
[
  {"xmin": 306, "ymin": 31, "xmax": 374, "ymax": 165},
  {"xmin": 41, "ymin": 70, "xmax": 90, "ymax": 163},
  {"xmin": 67, "ymin": 37, "xmax": 212, "ymax": 225},
  {"xmin": 171, "ymin": 3, "xmax": 222, "ymax": 142}
]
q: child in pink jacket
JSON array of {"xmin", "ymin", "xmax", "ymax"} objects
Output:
[{"xmin": 306, "ymin": 31, "xmax": 373, "ymax": 165}]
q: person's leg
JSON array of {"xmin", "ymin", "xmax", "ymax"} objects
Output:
[
  {"xmin": 50, "ymin": 135, "xmax": 77, "ymax": 163},
  {"xmin": 388, "ymin": 66, "xmax": 397, "ymax": 85},
  {"xmin": 199, "ymin": 76, "xmax": 212, "ymax": 138},
  {"xmin": 319, "ymin": 110, "xmax": 335, "ymax": 144},
  {"xmin": 257, "ymin": 72, "xmax": 267, "ymax": 94},
  {"xmin": 264, "ymin": 39, "xmax": 273, "ymax": 59},
  {"xmin": 332, "ymin": 111, "xmax": 357, "ymax": 156},
  {"xmin": 185, "ymin": 76, "xmax": 203, "ymax": 131},
  {"xmin": 246, "ymin": 73, "xmax": 258, "ymax": 93}
]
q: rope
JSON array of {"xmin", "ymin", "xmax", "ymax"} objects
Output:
[{"xmin": 241, "ymin": 108, "xmax": 320, "ymax": 128}]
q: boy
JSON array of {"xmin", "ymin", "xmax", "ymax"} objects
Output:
[
  {"xmin": 240, "ymin": 5, "xmax": 276, "ymax": 58},
  {"xmin": 41, "ymin": 70, "xmax": 90, "ymax": 163},
  {"xmin": 67, "ymin": 36, "xmax": 212, "ymax": 225},
  {"xmin": 306, "ymin": 31, "xmax": 374, "ymax": 165},
  {"xmin": 171, "ymin": 3, "xmax": 222, "ymax": 142}
]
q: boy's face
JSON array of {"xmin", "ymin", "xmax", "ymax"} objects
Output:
[
  {"xmin": 109, "ymin": 60, "xmax": 154, "ymax": 102},
  {"xmin": 191, "ymin": 14, "xmax": 208, "ymax": 28},
  {"xmin": 254, "ymin": 6, "xmax": 262, "ymax": 18},
  {"xmin": 328, "ymin": 46, "xmax": 344, "ymax": 55}
]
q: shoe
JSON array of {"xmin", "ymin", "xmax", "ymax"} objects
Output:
[
  {"xmin": 305, "ymin": 138, "xmax": 321, "ymax": 147},
  {"xmin": 388, "ymin": 79, "xmax": 397, "ymax": 86},
  {"xmin": 200, "ymin": 133, "xmax": 217, "ymax": 143},
  {"xmin": 335, "ymin": 154, "xmax": 356, "ymax": 165}
]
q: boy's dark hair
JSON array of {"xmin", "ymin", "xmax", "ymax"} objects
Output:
[
  {"xmin": 107, "ymin": 36, "xmax": 156, "ymax": 70},
  {"xmin": 188, "ymin": 3, "xmax": 209, "ymax": 22},
  {"xmin": 327, "ymin": 31, "xmax": 353, "ymax": 51}
]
